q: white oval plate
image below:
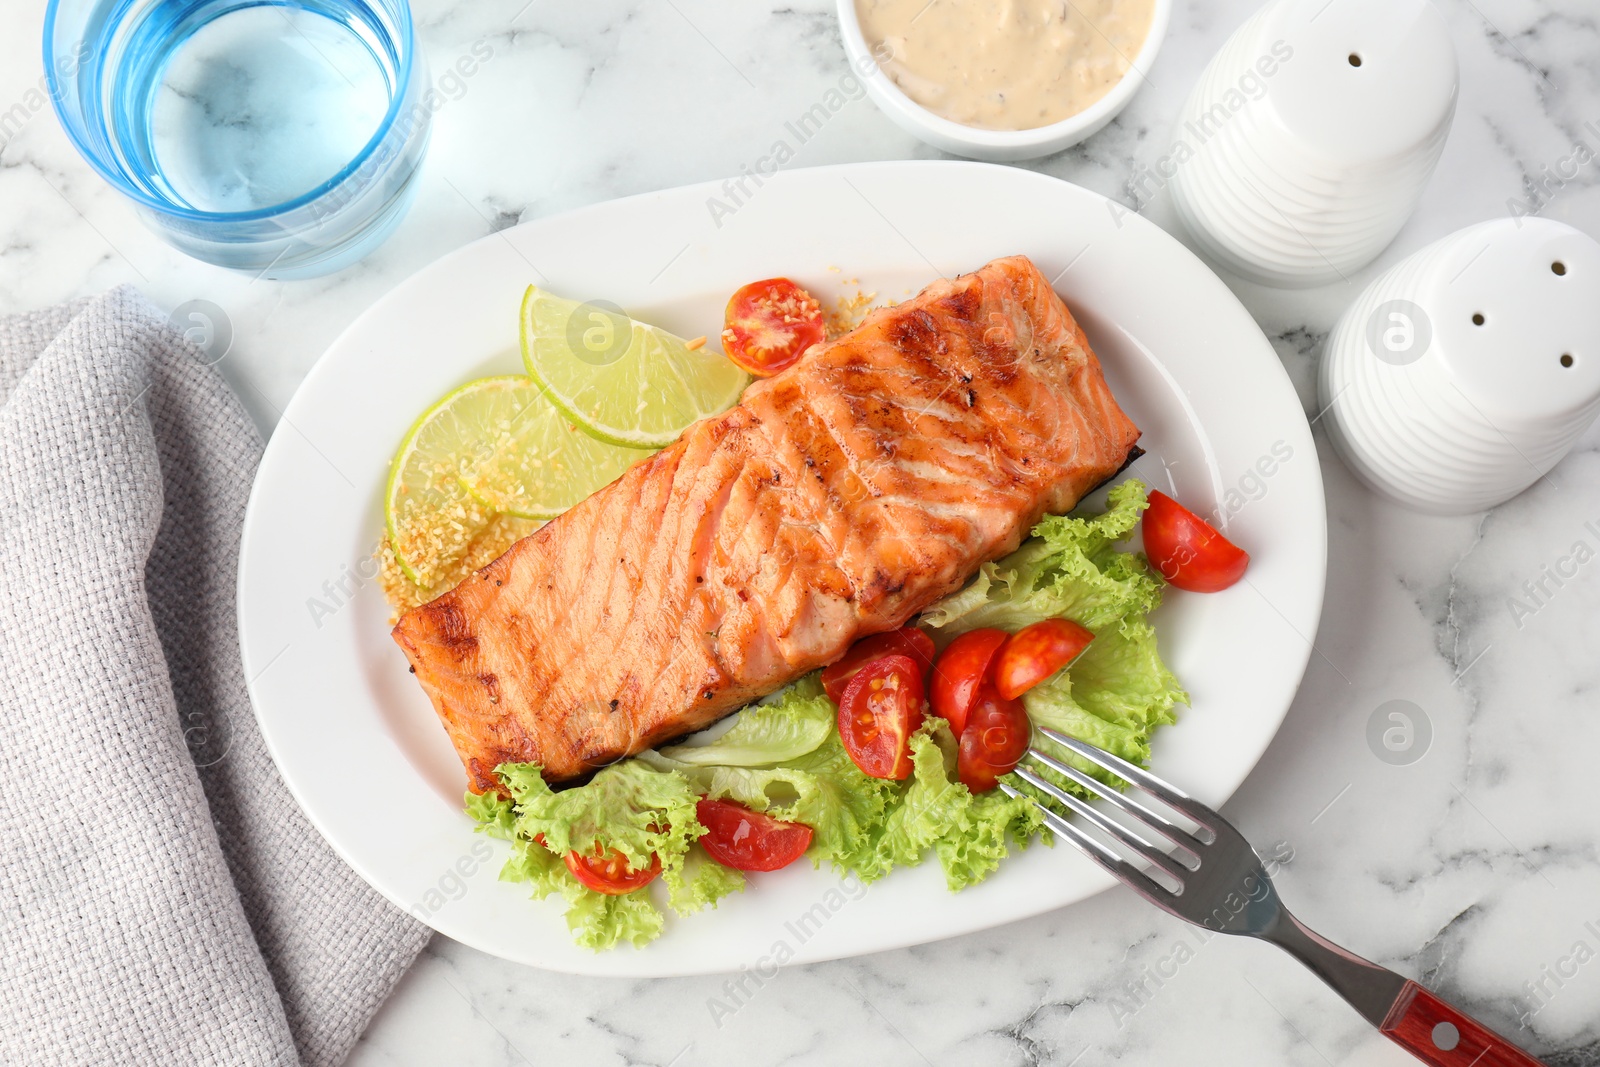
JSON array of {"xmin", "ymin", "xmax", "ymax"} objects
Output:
[{"xmin": 238, "ymin": 160, "xmax": 1325, "ymax": 977}]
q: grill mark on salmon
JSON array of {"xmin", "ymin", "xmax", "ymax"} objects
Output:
[{"xmin": 393, "ymin": 255, "xmax": 1141, "ymax": 789}]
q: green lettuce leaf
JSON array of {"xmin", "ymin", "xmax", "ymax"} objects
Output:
[
  {"xmin": 645, "ymin": 722, "xmax": 895, "ymax": 873},
  {"xmin": 658, "ymin": 677, "xmax": 833, "ymax": 766},
  {"xmin": 500, "ymin": 759, "xmax": 702, "ymax": 875},
  {"xmin": 496, "ymin": 834, "xmax": 567, "ymax": 892},
  {"xmin": 1020, "ymin": 618, "xmax": 1187, "ymax": 797},
  {"xmin": 468, "ymin": 788, "xmax": 571, "ymax": 898},
  {"xmin": 921, "ymin": 480, "xmax": 1160, "ymax": 638},
  {"xmin": 856, "ymin": 718, "xmax": 1044, "ymax": 889},
  {"xmin": 465, "ymin": 786, "xmax": 518, "ymax": 839},
  {"xmin": 1069, "ymin": 617, "xmax": 1186, "ymax": 731},
  {"xmin": 468, "ymin": 793, "xmax": 661, "ymax": 950},
  {"xmin": 561, "ymin": 887, "xmax": 666, "ymax": 950},
  {"xmin": 470, "ymin": 759, "xmax": 716, "ymax": 950},
  {"xmin": 667, "ymin": 845, "xmax": 747, "ymax": 915},
  {"xmin": 759, "ymin": 726, "xmax": 897, "ymax": 871}
]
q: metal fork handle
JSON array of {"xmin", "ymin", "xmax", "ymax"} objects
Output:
[{"xmin": 1262, "ymin": 908, "xmax": 1407, "ymax": 1027}]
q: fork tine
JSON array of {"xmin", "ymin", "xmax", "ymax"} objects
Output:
[
  {"xmin": 1037, "ymin": 727, "xmax": 1217, "ymax": 829},
  {"xmin": 1025, "ymin": 748, "xmax": 1206, "ymax": 864},
  {"xmin": 999, "ymin": 782, "xmax": 1177, "ymax": 904},
  {"xmin": 1012, "ymin": 766, "xmax": 1192, "ymax": 888}
]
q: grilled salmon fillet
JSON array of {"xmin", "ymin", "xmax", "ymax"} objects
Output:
[{"xmin": 393, "ymin": 255, "xmax": 1140, "ymax": 789}]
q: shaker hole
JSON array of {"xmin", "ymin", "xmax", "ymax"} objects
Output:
[
  {"xmin": 1561, "ymin": 353, "xmax": 1575, "ymax": 368},
  {"xmin": 1471, "ymin": 313, "xmax": 1485, "ymax": 326},
  {"xmin": 1553, "ymin": 261, "xmax": 1567, "ymax": 275},
  {"xmin": 1348, "ymin": 53, "xmax": 1363, "ymax": 67}
]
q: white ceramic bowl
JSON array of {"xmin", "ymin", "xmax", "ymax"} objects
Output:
[{"xmin": 837, "ymin": 0, "xmax": 1171, "ymax": 162}]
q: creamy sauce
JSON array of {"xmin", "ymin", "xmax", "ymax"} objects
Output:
[{"xmin": 856, "ymin": 0, "xmax": 1156, "ymax": 131}]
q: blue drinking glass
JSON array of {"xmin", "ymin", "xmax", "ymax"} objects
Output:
[{"xmin": 44, "ymin": 0, "xmax": 430, "ymax": 279}]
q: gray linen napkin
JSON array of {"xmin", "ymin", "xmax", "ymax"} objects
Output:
[{"xmin": 0, "ymin": 287, "xmax": 430, "ymax": 1066}]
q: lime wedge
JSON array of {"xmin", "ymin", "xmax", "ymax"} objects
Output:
[
  {"xmin": 520, "ymin": 286, "xmax": 749, "ymax": 449},
  {"xmin": 385, "ymin": 376, "xmax": 643, "ymax": 589}
]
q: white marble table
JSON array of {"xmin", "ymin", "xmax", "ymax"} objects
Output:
[{"xmin": 4, "ymin": 0, "xmax": 1600, "ymax": 1063}]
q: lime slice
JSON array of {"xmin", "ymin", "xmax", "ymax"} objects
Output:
[
  {"xmin": 520, "ymin": 286, "xmax": 750, "ymax": 449},
  {"xmin": 458, "ymin": 386, "xmax": 648, "ymax": 519},
  {"xmin": 386, "ymin": 376, "xmax": 642, "ymax": 589},
  {"xmin": 386, "ymin": 377, "xmax": 499, "ymax": 588}
]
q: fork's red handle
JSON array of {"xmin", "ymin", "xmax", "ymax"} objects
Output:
[{"xmin": 1381, "ymin": 981, "xmax": 1545, "ymax": 1066}]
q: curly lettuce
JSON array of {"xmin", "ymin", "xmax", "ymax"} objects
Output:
[
  {"xmin": 854, "ymin": 717, "xmax": 1045, "ymax": 889},
  {"xmin": 921, "ymin": 479, "xmax": 1160, "ymax": 637},
  {"xmin": 470, "ymin": 760, "xmax": 739, "ymax": 950}
]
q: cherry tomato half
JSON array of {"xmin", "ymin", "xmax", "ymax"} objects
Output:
[
  {"xmin": 564, "ymin": 845, "xmax": 662, "ymax": 895},
  {"xmin": 957, "ymin": 686, "xmax": 1032, "ymax": 793},
  {"xmin": 821, "ymin": 626, "xmax": 936, "ymax": 705},
  {"xmin": 695, "ymin": 798, "xmax": 813, "ymax": 871},
  {"xmin": 838, "ymin": 654, "xmax": 926, "ymax": 780},
  {"xmin": 721, "ymin": 278, "xmax": 826, "ymax": 377},
  {"xmin": 930, "ymin": 628, "xmax": 1009, "ymax": 737},
  {"xmin": 993, "ymin": 618, "xmax": 1095, "ymax": 700},
  {"xmin": 1143, "ymin": 491, "xmax": 1250, "ymax": 593}
]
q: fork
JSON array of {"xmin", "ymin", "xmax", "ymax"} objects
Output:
[{"xmin": 1002, "ymin": 727, "xmax": 1546, "ymax": 1067}]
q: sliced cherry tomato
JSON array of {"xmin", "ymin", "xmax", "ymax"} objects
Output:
[
  {"xmin": 957, "ymin": 686, "xmax": 1032, "ymax": 793},
  {"xmin": 821, "ymin": 626, "xmax": 936, "ymax": 705},
  {"xmin": 1143, "ymin": 490, "xmax": 1250, "ymax": 593},
  {"xmin": 695, "ymin": 798, "xmax": 813, "ymax": 871},
  {"xmin": 721, "ymin": 278, "xmax": 826, "ymax": 377},
  {"xmin": 929, "ymin": 628, "xmax": 1008, "ymax": 737},
  {"xmin": 837, "ymin": 653, "xmax": 926, "ymax": 780},
  {"xmin": 564, "ymin": 845, "xmax": 662, "ymax": 895},
  {"xmin": 993, "ymin": 618, "xmax": 1095, "ymax": 700}
]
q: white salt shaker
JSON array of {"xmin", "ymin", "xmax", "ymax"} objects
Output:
[
  {"xmin": 1168, "ymin": 0, "xmax": 1458, "ymax": 288},
  {"xmin": 1319, "ymin": 217, "xmax": 1600, "ymax": 514}
]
